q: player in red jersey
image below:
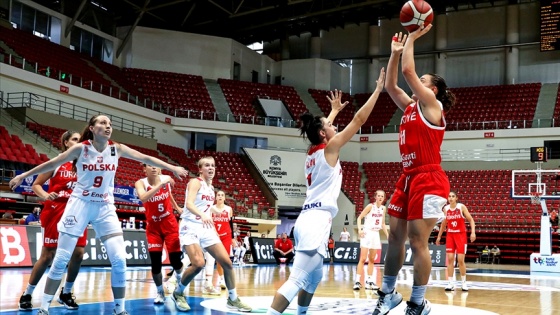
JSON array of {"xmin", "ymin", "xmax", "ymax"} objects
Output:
[
  {"xmin": 436, "ymin": 191, "xmax": 476, "ymax": 291},
  {"xmin": 135, "ymin": 164, "xmax": 185, "ymax": 304},
  {"xmin": 18, "ymin": 131, "xmax": 87, "ymax": 311},
  {"xmin": 10, "ymin": 115, "xmax": 188, "ymax": 315},
  {"xmin": 201, "ymin": 190, "xmax": 233, "ymax": 294},
  {"xmin": 372, "ymin": 25, "xmax": 456, "ymax": 315}
]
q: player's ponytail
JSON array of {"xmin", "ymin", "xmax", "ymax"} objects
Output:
[
  {"xmin": 428, "ymin": 73, "xmax": 456, "ymax": 111},
  {"xmin": 60, "ymin": 130, "xmax": 78, "ymax": 151},
  {"xmin": 299, "ymin": 112, "xmax": 324, "ymax": 145},
  {"xmin": 79, "ymin": 115, "xmax": 101, "ymax": 143}
]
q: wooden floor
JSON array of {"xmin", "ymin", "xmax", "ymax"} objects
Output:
[{"xmin": 1, "ymin": 262, "xmax": 559, "ymax": 314}]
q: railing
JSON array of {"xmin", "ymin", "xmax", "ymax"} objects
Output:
[
  {"xmin": 441, "ymin": 148, "xmax": 530, "ymax": 162},
  {"xmin": 0, "ymin": 97, "xmax": 56, "ymax": 153},
  {"xmin": 2, "ymin": 52, "xmax": 557, "ymax": 133},
  {"xmin": 6, "ymin": 92, "xmax": 155, "ymax": 139}
]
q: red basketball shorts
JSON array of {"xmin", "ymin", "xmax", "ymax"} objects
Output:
[
  {"xmin": 146, "ymin": 219, "xmax": 181, "ymax": 253},
  {"xmin": 387, "ymin": 166, "xmax": 449, "ymax": 221},
  {"xmin": 42, "ymin": 200, "xmax": 87, "ymax": 248},
  {"xmin": 446, "ymin": 232, "xmax": 467, "ymax": 255}
]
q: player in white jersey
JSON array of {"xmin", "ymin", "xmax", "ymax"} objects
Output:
[
  {"xmin": 171, "ymin": 156, "xmax": 252, "ymax": 312},
  {"xmin": 355, "ymin": 190, "xmax": 389, "ymax": 291},
  {"xmin": 266, "ymin": 67, "xmax": 386, "ymax": 315},
  {"xmin": 9, "ymin": 115, "xmax": 188, "ymax": 315}
]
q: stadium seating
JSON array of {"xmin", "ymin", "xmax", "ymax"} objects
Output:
[
  {"xmin": 308, "ymin": 89, "xmax": 354, "ymax": 129},
  {"xmin": 218, "ymin": 79, "xmax": 307, "ymax": 124},
  {"xmin": 354, "ymin": 92, "xmax": 399, "ymax": 133},
  {"xmin": 0, "ymin": 125, "xmax": 47, "ymax": 166}
]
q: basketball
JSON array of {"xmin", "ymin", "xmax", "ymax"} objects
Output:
[{"xmin": 400, "ymin": 0, "xmax": 434, "ymax": 32}]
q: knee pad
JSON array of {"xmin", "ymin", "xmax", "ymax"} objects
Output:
[
  {"xmin": 49, "ymin": 248, "xmax": 72, "ymax": 280},
  {"xmin": 302, "ymin": 266, "xmax": 323, "ymax": 294},
  {"xmin": 104, "ymin": 236, "xmax": 127, "ymax": 288},
  {"xmin": 149, "ymin": 251, "xmax": 163, "ymax": 275},
  {"xmin": 169, "ymin": 251, "xmax": 184, "ymax": 270},
  {"xmin": 277, "ymin": 266, "xmax": 309, "ymax": 301}
]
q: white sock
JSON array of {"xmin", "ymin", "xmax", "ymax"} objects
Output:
[
  {"xmin": 63, "ymin": 282, "xmax": 74, "ymax": 294},
  {"xmin": 228, "ymin": 288, "xmax": 238, "ymax": 301},
  {"xmin": 40, "ymin": 293, "xmax": 54, "ymax": 311},
  {"xmin": 114, "ymin": 298, "xmax": 125, "ymax": 314},
  {"xmin": 24, "ymin": 284, "xmax": 36, "ymax": 295},
  {"xmin": 297, "ymin": 305, "xmax": 309, "ymax": 314},
  {"xmin": 355, "ymin": 274, "xmax": 361, "ymax": 283},
  {"xmin": 266, "ymin": 308, "xmax": 282, "ymax": 315},
  {"xmin": 461, "ymin": 275, "xmax": 467, "ymax": 283}
]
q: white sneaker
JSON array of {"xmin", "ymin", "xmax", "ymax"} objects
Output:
[
  {"xmin": 365, "ymin": 281, "xmax": 379, "ymax": 290},
  {"xmin": 353, "ymin": 282, "xmax": 362, "ymax": 290},
  {"xmin": 220, "ymin": 281, "xmax": 226, "ymax": 290},
  {"xmin": 165, "ymin": 277, "xmax": 177, "ymax": 294},
  {"xmin": 202, "ymin": 284, "xmax": 221, "ymax": 295},
  {"xmin": 171, "ymin": 292, "xmax": 191, "ymax": 311},
  {"xmin": 461, "ymin": 282, "xmax": 469, "ymax": 291},
  {"xmin": 444, "ymin": 283, "xmax": 455, "ymax": 291},
  {"xmin": 154, "ymin": 291, "xmax": 165, "ymax": 304}
]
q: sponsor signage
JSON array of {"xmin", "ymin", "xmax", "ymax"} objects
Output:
[
  {"xmin": 333, "ymin": 241, "xmax": 361, "ymax": 263},
  {"xmin": 380, "ymin": 243, "xmax": 446, "ymax": 267},
  {"xmin": 0, "ymin": 226, "xmax": 170, "ymax": 267},
  {"xmin": 12, "ymin": 171, "xmax": 49, "ymax": 195},
  {"xmin": 244, "ymin": 148, "xmax": 307, "ymax": 206},
  {"xmin": 113, "ymin": 185, "xmax": 141, "ymax": 204},
  {"xmin": 249, "ymin": 237, "xmax": 276, "ymax": 264},
  {"xmin": 59, "ymin": 85, "xmax": 69, "ymax": 93},
  {"xmin": 530, "ymin": 253, "xmax": 560, "ymax": 273}
]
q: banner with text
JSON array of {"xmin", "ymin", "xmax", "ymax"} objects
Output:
[
  {"xmin": 0, "ymin": 226, "xmax": 170, "ymax": 267},
  {"xmin": 244, "ymin": 148, "xmax": 307, "ymax": 207}
]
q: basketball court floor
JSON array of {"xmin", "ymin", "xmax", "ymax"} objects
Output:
[{"xmin": 1, "ymin": 262, "xmax": 558, "ymax": 315}]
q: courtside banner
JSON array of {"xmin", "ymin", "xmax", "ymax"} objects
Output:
[
  {"xmin": 249, "ymin": 237, "xmax": 276, "ymax": 264},
  {"xmin": 0, "ymin": 226, "xmax": 165, "ymax": 267},
  {"xmin": 380, "ymin": 243, "xmax": 446, "ymax": 267},
  {"xmin": 12, "ymin": 171, "xmax": 49, "ymax": 195},
  {"xmin": 333, "ymin": 241, "xmax": 361, "ymax": 263},
  {"xmin": 244, "ymin": 148, "xmax": 307, "ymax": 207},
  {"xmin": 0, "ymin": 226, "xmax": 33, "ymax": 267}
]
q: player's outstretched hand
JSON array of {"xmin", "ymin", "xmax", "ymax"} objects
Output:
[
  {"xmin": 9, "ymin": 175, "xmax": 24, "ymax": 191},
  {"xmin": 173, "ymin": 166, "xmax": 188, "ymax": 180}
]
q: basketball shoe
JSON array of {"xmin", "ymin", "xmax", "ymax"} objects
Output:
[
  {"xmin": 404, "ymin": 299, "xmax": 431, "ymax": 315},
  {"xmin": 372, "ymin": 289, "xmax": 403, "ymax": 315}
]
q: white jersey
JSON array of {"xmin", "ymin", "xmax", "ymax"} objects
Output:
[
  {"xmin": 301, "ymin": 144, "xmax": 342, "ymax": 218},
  {"xmin": 181, "ymin": 177, "xmax": 215, "ymax": 223},
  {"xmin": 364, "ymin": 204, "xmax": 385, "ymax": 231},
  {"xmin": 71, "ymin": 140, "xmax": 118, "ymax": 203}
]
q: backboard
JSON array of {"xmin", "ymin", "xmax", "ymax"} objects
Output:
[{"xmin": 511, "ymin": 169, "xmax": 560, "ymax": 199}]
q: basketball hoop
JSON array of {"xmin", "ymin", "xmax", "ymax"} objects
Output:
[{"xmin": 530, "ymin": 192, "xmax": 542, "ymax": 205}]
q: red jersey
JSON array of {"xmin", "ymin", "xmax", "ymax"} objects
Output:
[
  {"xmin": 275, "ymin": 238, "xmax": 294, "ymax": 252},
  {"xmin": 141, "ymin": 175, "xmax": 175, "ymax": 224},
  {"xmin": 443, "ymin": 203, "xmax": 466, "ymax": 233},
  {"xmin": 212, "ymin": 206, "xmax": 232, "ymax": 238},
  {"xmin": 48, "ymin": 161, "xmax": 76, "ymax": 201},
  {"xmin": 399, "ymin": 102, "xmax": 445, "ymax": 171}
]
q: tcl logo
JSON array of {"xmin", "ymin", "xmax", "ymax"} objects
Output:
[
  {"xmin": 334, "ymin": 247, "xmax": 358, "ymax": 260},
  {"xmin": 0, "ymin": 227, "xmax": 32, "ymax": 266},
  {"xmin": 253, "ymin": 241, "xmax": 274, "ymax": 260}
]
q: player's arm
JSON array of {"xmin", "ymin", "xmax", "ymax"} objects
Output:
[
  {"xmin": 357, "ymin": 204, "xmax": 373, "ymax": 237},
  {"xmin": 325, "ymin": 68, "xmax": 385, "ymax": 166},
  {"xmin": 184, "ymin": 178, "xmax": 213, "ymax": 227},
  {"xmin": 10, "ymin": 145, "xmax": 82, "ymax": 190},
  {"xmin": 326, "ymin": 89, "xmax": 348, "ymax": 124},
  {"xmin": 381, "ymin": 206, "xmax": 389, "ymax": 238},
  {"xmin": 402, "ymin": 24, "xmax": 442, "ymax": 125},
  {"xmin": 134, "ymin": 176, "xmax": 173, "ymax": 203},
  {"xmin": 436, "ymin": 217, "xmax": 447, "ymax": 245},
  {"xmin": 168, "ymin": 189, "xmax": 183, "ymax": 214},
  {"xmin": 32, "ymin": 171, "xmax": 56, "ymax": 200},
  {"xmin": 462, "ymin": 205, "xmax": 476, "ymax": 243},
  {"xmin": 386, "ymin": 32, "xmax": 414, "ymax": 111},
  {"xmin": 208, "ymin": 205, "xmax": 222, "ymax": 215},
  {"xmin": 118, "ymin": 144, "xmax": 188, "ymax": 180}
]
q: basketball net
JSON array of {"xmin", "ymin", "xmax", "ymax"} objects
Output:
[{"xmin": 530, "ymin": 192, "xmax": 542, "ymax": 205}]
